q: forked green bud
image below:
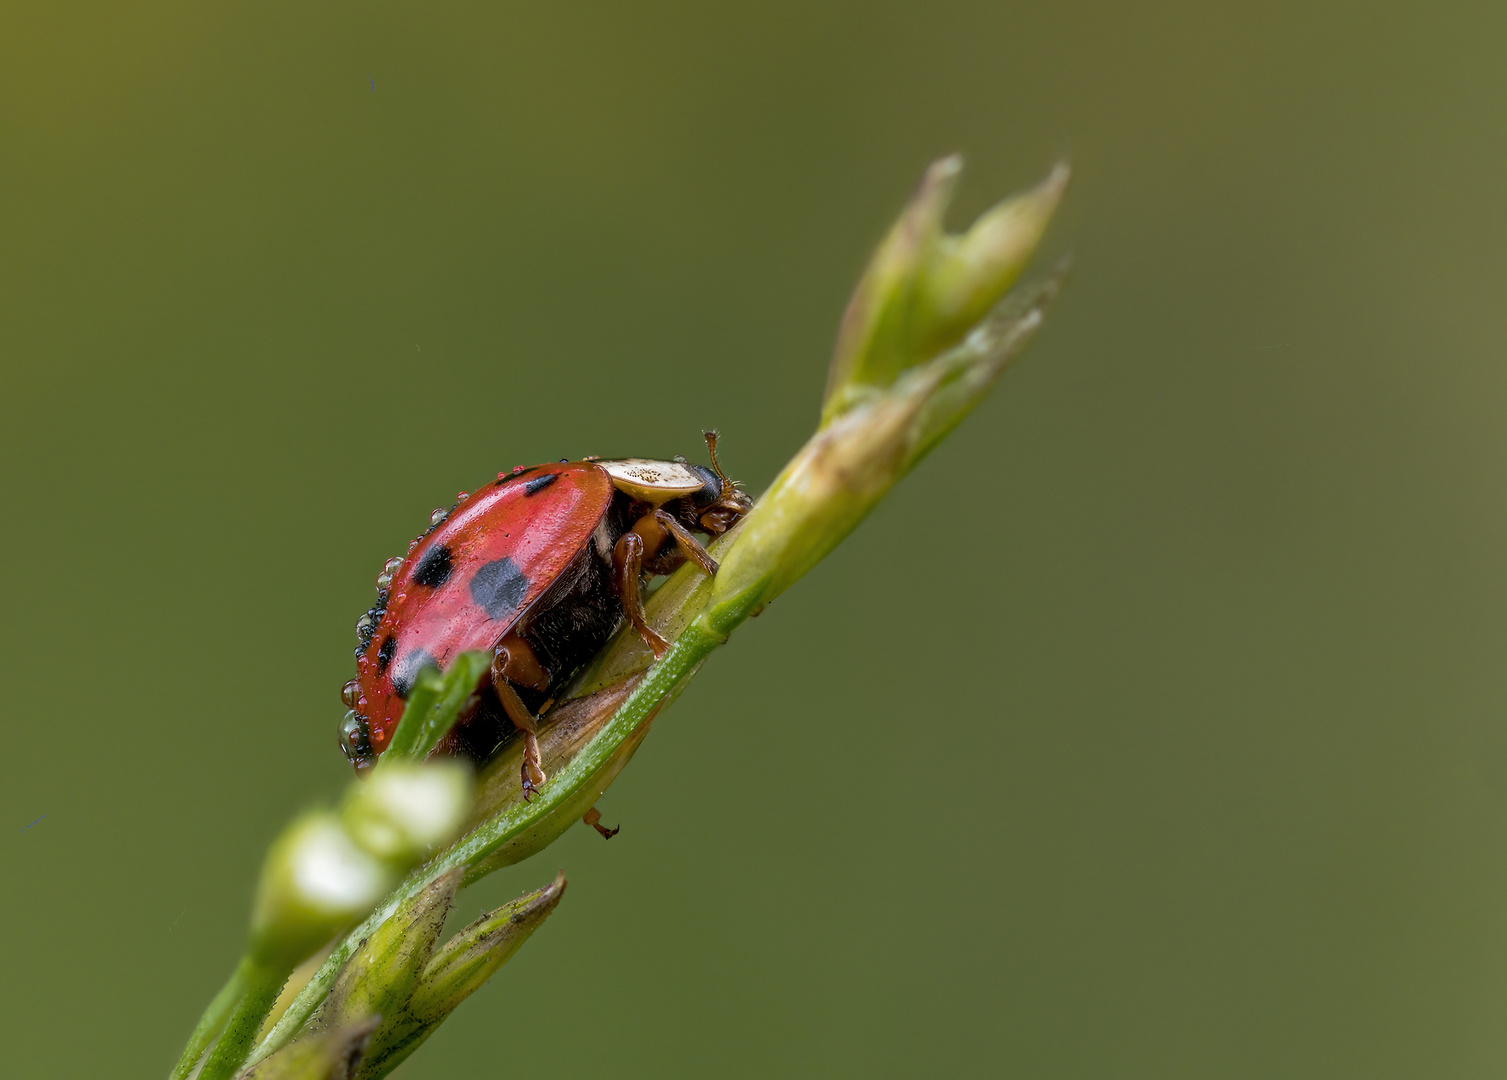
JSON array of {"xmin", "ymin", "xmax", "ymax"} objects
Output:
[
  {"xmin": 709, "ymin": 265, "xmax": 1066, "ymax": 630},
  {"xmin": 353, "ymin": 873, "xmax": 567, "ymax": 1079},
  {"xmin": 339, "ymin": 761, "xmax": 474, "ymax": 863},
  {"xmin": 313, "ymin": 869, "xmax": 461, "ymax": 1033},
  {"xmin": 249, "ymin": 813, "xmax": 394, "ymax": 971},
  {"xmin": 408, "ymin": 870, "xmax": 565, "ymax": 1018},
  {"xmin": 823, "ymin": 157, "xmax": 1068, "ymax": 422},
  {"xmin": 234, "ymin": 1017, "xmax": 379, "ymax": 1080}
]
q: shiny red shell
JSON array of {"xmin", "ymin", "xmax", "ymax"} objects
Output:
[{"xmin": 353, "ymin": 462, "xmax": 614, "ymax": 754}]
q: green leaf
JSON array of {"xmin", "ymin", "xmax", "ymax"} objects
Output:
[{"xmin": 379, "ymin": 650, "xmax": 491, "ymax": 765}]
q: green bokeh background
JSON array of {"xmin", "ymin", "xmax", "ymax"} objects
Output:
[{"xmin": 4, "ymin": 2, "xmax": 1507, "ymax": 1076}]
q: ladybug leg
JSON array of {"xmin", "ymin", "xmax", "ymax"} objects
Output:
[
  {"xmin": 612, "ymin": 530, "xmax": 670, "ymax": 658},
  {"xmin": 583, "ymin": 806, "xmax": 619, "ymax": 839},
  {"xmin": 650, "ymin": 509, "xmax": 719, "ymax": 576},
  {"xmin": 613, "ymin": 509, "xmax": 723, "ymax": 657},
  {"xmin": 491, "ymin": 642, "xmax": 549, "ymax": 798}
]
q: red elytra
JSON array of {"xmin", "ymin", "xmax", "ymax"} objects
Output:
[{"xmin": 339, "ymin": 443, "xmax": 751, "ymax": 790}]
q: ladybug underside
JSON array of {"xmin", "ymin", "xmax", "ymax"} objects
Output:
[{"xmin": 341, "ymin": 448, "xmax": 750, "ymax": 785}]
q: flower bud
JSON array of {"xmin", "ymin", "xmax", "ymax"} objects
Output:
[
  {"xmin": 353, "ymin": 874, "xmax": 566, "ymax": 1079},
  {"xmin": 235, "ymin": 1017, "xmax": 379, "ymax": 1080},
  {"xmin": 710, "ymin": 259, "xmax": 1068, "ymax": 628},
  {"xmin": 920, "ymin": 162, "xmax": 1068, "ymax": 357},
  {"xmin": 250, "ymin": 814, "xmax": 394, "ymax": 970},
  {"xmin": 824, "ymin": 157, "xmax": 1067, "ymax": 422},
  {"xmin": 340, "ymin": 761, "xmax": 473, "ymax": 864},
  {"xmin": 409, "ymin": 871, "xmax": 565, "ymax": 1019},
  {"xmin": 315, "ymin": 869, "xmax": 461, "ymax": 1033}
]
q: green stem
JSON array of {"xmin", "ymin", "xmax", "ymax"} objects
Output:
[
  {"xmin": 247, "ymin": 621, "xmax": 726, "ymax": 1067},
  {"xmin": 198, "ymin": 957, "xmax": 286, "ymax": 1080},
  {"xmin": 170, "ymin": 963, "xmax": 247, "ymax": 1080}
]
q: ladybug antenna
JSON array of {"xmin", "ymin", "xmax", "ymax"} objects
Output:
[{"xmin": 702, "ymin": 429, "xmax": 736, "ymax": 496}]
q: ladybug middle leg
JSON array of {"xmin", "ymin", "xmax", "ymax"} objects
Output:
[
  {"xmin": 491, "ymin": 636, "xmax": 550, "ymax": 798},
  {"xmin": 612, "ymin": 509, "xmax": 721, "ymax": 657}
]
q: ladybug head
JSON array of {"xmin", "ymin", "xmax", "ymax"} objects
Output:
[{"xmin": 690, "ymin": 430, "xmax": 753, "ymax": 536}]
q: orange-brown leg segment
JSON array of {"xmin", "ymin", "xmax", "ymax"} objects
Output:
[
  {"xmin": 612, "ymin": 530, "xmax": 670, "ymax": 658},
  {"xmin": 612, "ymin": 510, "xmax": 723, "ymax": 657},
  {"xmin": 583, "ymin": 806, "xmax": 619, "ymax": 839},
  {"xmin": 492, "ymin": 642, "xmax": 548, "ymax": 798},
  {"xmin": 652, "ymin": 510, "xmax": 719, "ymax": 576}
]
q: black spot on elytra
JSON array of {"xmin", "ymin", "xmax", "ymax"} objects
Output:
[
  {"xmin": 391, "ymin": 648, "xmax": 439, "ymax": 699},
  {"xmin": 411, "ymin": 544, "xmax": 453, "ymax": 588},
  {"xmin": 469, "ymin": 556, "xmax": 530, "ymax": 620},
  {"xmin": 524, "ymin": 473, "xmax": 559, "ymax": 496},
  {"xmin": 377, "ymin": 635, "xmax": 397, "ymax": 673}
]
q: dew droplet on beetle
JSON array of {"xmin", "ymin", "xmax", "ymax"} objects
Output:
[
  {"xmin": 341, "ymin": 679, "xmax": 360, "ymax": 708},
  {"xmin": 376, "ymin": 570, "xmax": 395, "ymax": 590},
  {"xmin": 338, "ymin": 710, "xmax": 364, "ymax": 751},
  {"xmin": 355, "ymin": 613, "xmax": 377, "ymax": 638},
  {"xmin": 456, "ymin": 491, "xmax": 469, "ymax": 502},
  {"xmin": 430, "ymin": 508, "xmax": 448, "ymax": 526}
]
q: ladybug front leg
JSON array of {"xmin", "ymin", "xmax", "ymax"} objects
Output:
[
  {"xmin": 613, "ymin": 510, "xmax": 723, "ymax": 657},
  {"xmin": 649, "ymin": 509, "xmax": 720, "ymax": 576},
  {"xmin": 491, "ymin": 639, "xmax": 549, "ymax": 798}
]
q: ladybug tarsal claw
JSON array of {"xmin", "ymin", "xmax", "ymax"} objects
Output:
[
  {"xmin": 520, "ymin": 732, "xmax": 547, "ymax": 797},
  {"xmin": 583, "ymin": 806, "xmax": 619, "ymax": 839}
]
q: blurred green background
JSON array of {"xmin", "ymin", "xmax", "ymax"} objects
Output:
[{"xmin": 4, "ymin": 1, "xmax": 1507, "ymax": 1076}]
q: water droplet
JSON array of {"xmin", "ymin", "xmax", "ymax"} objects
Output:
[
  {"xmin": 430, "ymin": 508, "xmax": 448, "ymax": 526},
  {"xmin": 456, "ymin": 491, "xmax": 469, "ymax": 502},
  {"xmin": 338, "ymin": 710, "xmax": 368, "ymax": 760},
  {"xmin": 356, "ymin": 613, "xmax": 377, "ymax": 639},
  {"xmin": 376, "ymin": 569, "xmax": 395, "ymax": 590},
  {"xmin": 395, "ymin": 592, "xmax": 407, "ymax": 604},
  {"xmin": 341, "ymin": 679, "xmax": 360, "ymax": 708},
  {"xmin": 512, "ymin": 465, "xmax": 525, "ymax": 474},
  {"xmin": 384, "ymin": 556, "xmax": 405, "ymax": 574},
  {"xmin": 408, "ymin": 539, "xmax": 419, "ymax": 552}
]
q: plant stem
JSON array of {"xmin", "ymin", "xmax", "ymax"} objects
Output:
[
  {"xmin": 170, "ymin": 963, "xmax": 247, "ymax": 1080},
  {"xmin": 198, "ymin": 957, "xmax": 287, "ymax": 1080},
  {"xmin": 247, "ymin": 621, "xmax": 725, "ymax": 1066}
]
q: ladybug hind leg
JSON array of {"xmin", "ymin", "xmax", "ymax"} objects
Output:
[{"xmin": 491, "ymin": 638, "xmax": 549, "ymax": 798}]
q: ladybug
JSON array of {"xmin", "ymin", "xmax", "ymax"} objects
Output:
[{"xmin": 338, "ymin": 433, "xmax": 752, "ymax": 796}]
